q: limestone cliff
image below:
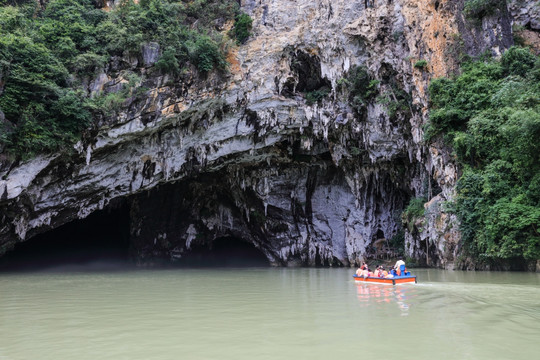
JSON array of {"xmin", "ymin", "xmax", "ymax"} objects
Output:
[{"xmin": 0, "ymin": 0, "xmax": 527, "ymax": 268}]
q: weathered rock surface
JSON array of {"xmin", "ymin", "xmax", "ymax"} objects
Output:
[
  {"xmin": 509, "ymin": 0, "xmax": 540, "ymax": 30},
  {"xmin": 509, "ymin": 0, "xmax": 540, "ymax": 53},
  {"xmin": 0, "ymin": 0, "xmax": 520, "ymax": 267}
]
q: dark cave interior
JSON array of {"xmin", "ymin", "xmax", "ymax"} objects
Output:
[
  {"xmin": 174, "ymin": 237, "xmax": 270, "ymax": 268},
  {"xmin": 0, "ymin": 204, "xmax": 131, "ymax": 272},
  {"xmin": 0, "ymin": 203, "xmax": 270, "ymax": 271}
]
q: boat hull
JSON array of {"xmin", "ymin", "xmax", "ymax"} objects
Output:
[{"xmin": 353, "ymin": 275, "xmax": 417, "ymax": 285}]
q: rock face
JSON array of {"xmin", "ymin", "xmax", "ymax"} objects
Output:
[
  {"xmin": 509, "ymin": 0, "xmax": 540, "ymax": 30},
  {"xmin": 509, "ymin": 0, "xmax": 540, "ymax": 53},
  {"xmin": 0, "ymin": 0, "xmax": 520, "ymax": 267}
]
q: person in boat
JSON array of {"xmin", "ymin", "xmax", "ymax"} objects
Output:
[
  {"xmin": 380, "ymin": 266, "xmax": 388, "ymax": 278},
  {"xmin": 365, "ymin": 264, "xmax": 373, "ymax": 278},
  {"xmin": 394, "ymin": 259, "xmax": 405, "ymax": 276},
  {"xmin": 364, "ymin": 269, "xmax": 371, "ymax": 278},
  {"xmin": 355, "ymin": 263, "xmax": 367, "ymax": 277}
]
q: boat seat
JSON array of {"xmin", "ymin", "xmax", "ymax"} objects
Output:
[{"xmin": 399, "ymin": 264, "xmax": 406, "ymax": 276}]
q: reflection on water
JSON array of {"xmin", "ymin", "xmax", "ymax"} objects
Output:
[{"xmin": 355, "ymin": 283, "xmax": 413, "ymax": 315}]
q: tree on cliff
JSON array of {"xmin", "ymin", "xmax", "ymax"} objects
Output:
[
  {"xmin": 427, "ymin": 46, "xmax": 540, "ymax": 267},
  {"xmin": 0, "ymin": 0, "xmax": 249, "ymax": 158}
]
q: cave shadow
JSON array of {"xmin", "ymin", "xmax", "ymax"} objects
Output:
[
  {"xmin": 0, "ymin": 203, "xmax": 132, "ymax": 273},
  {"xmin": 174, "ymin": 237, "xmax": 270, "ymax": 268}
]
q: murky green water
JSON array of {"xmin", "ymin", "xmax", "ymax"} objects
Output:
[{"xmin": 1, "ymin": 268, "xmax": 539, "ymax": 360}]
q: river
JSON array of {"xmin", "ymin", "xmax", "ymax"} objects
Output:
[{"xmin": 1, "ymin": 267, "xmax": 539, "ymax": 360}]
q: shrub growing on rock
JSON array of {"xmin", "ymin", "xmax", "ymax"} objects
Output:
[
  {"xmin": 427, "ymin": 47, "xmax": 540, "ymax": 265},
  {"xmin": 464, "ymin": 0, "xmax": 506, "ymax": 20},
  {"xmin": 0, "ymin": 0, "xmax": 242, "ymax": 158},
  {"xmin": 500, "ymin": 46, "xmax": 536, "ymax": 77},
  {"xmin": 231, "ymin": 12, "xmax": 253, "ymax": 44},
  {"xmin": 414, "ymin": 59, "xmax": 428, "ymax": 69},
  {"xmin": 342, "ymin": 65, "xmax": 379, "ymax": 115}
]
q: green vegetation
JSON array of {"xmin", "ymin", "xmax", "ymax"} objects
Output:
[
  {"xmin": 414, "ymin": 59, "xmax": 428, "ymax": 69},
  {"xmin": 339, "ymin": 65, "xmax": 412, "ymax": 120},
  {"xmin": 402, "ymin": 197, "xmax": 426, "ymax": 233},
  {"xmin": 512, "ymin": 24, "xmax": 528, "ymax": 47},
  {"xmin": 230, "ymin": 12, "xmax": 253, "ymax": 45},
  {"xmin": 464, "ymin": 0, "xmax": 506, "ymax": 20},
  {"xmin": 0, "ymin": 0, "xmax": 247, "ymax": 158},
  {"xmin": 349, "ymin": 146, "xmax": 362, "ymax": 156},
  {"xmin": 305, "ymin": 87, "xmax": 330, "ymax": 105},
  {"xmin": 376, "ymin": 85, "xmax": 412, "ymax": 120},
  {"xmin": 339, "ymin": 65, "xmax": 379, "ymax": 116},
  {"xmin": 88, "ymin": 73, "xmax": 147, "ymax": 116},
  {"xmin": 427, "ymin": 46, "xmax": 540, "ymax": 264}
]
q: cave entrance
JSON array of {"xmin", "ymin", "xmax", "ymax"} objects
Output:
[
  {"xmin": 0, "ymin": 202, "xmax": 131, "ymax": 272},
  {"xmin": 176, "ymin": 237, "xmax": 270, "ymax": 267},
  {"xmin": 282, "ymin": 49, "xmax": 331, "ymax": 99}
]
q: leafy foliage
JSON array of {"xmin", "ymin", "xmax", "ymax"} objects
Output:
[
  {"xmin": 464, "ymin": 0, "xmax": 506, "ymax": 20},
  {"xmin": 500, "ymin": 46, "xmax": 537, "ymax": 77},
  {"xmin": 339, "ymin": 65, "xmax": 412, "ymax": 120},
  {"xmin": 87, "ymin": 72, "xmax": 146, "ymax": 116},
  {"xmin": 155, "ymin": 47, "xmax": 181, "ymax": 76},
  {"xmin": 230, "ymin": 13, "xmax": 253, "ymax": 45},
  {"xmin": 305, "ymin": 87, "xmax": 330, "ymax": 105},
  {"xmin": 414, "ymin": 59, "xmax": 428, "ymax": 69},
  {"xmin": 187, "ymin": 35, "xmax": 228, "ymax": 73},
  {"xmin": 402, "ymin": 197, "xmax": 426, "ymax": 233},
  {"xmin": 0, "ymin": 27, "xmax": 90, "ymax": 156},
  {"xmin": 426, "ymin": 60, "xmax": 503, "ymax": 140},
  {"xmin": 339, "ymin": 65, "xmax": 379, "ymax": 116},
  {"xmin": 0, "ymin": 0, "xmax": 244, "ymax": 158},
  {"xmin": 376, "ymin": 85, "xmax": 412, "ymax": 120},
  {"xmin": 428, "ymin": 46, "xmax": 540, "ymax": 263}
]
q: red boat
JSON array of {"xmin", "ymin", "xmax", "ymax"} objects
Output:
[{"xmin": 353, "ymin": 274, "xmax": 417, "ymax": 285}]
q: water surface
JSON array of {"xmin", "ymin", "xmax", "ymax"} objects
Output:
[{"xmin": 1, "ymin": 268, "xmax": 539, "ymax": 359}]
